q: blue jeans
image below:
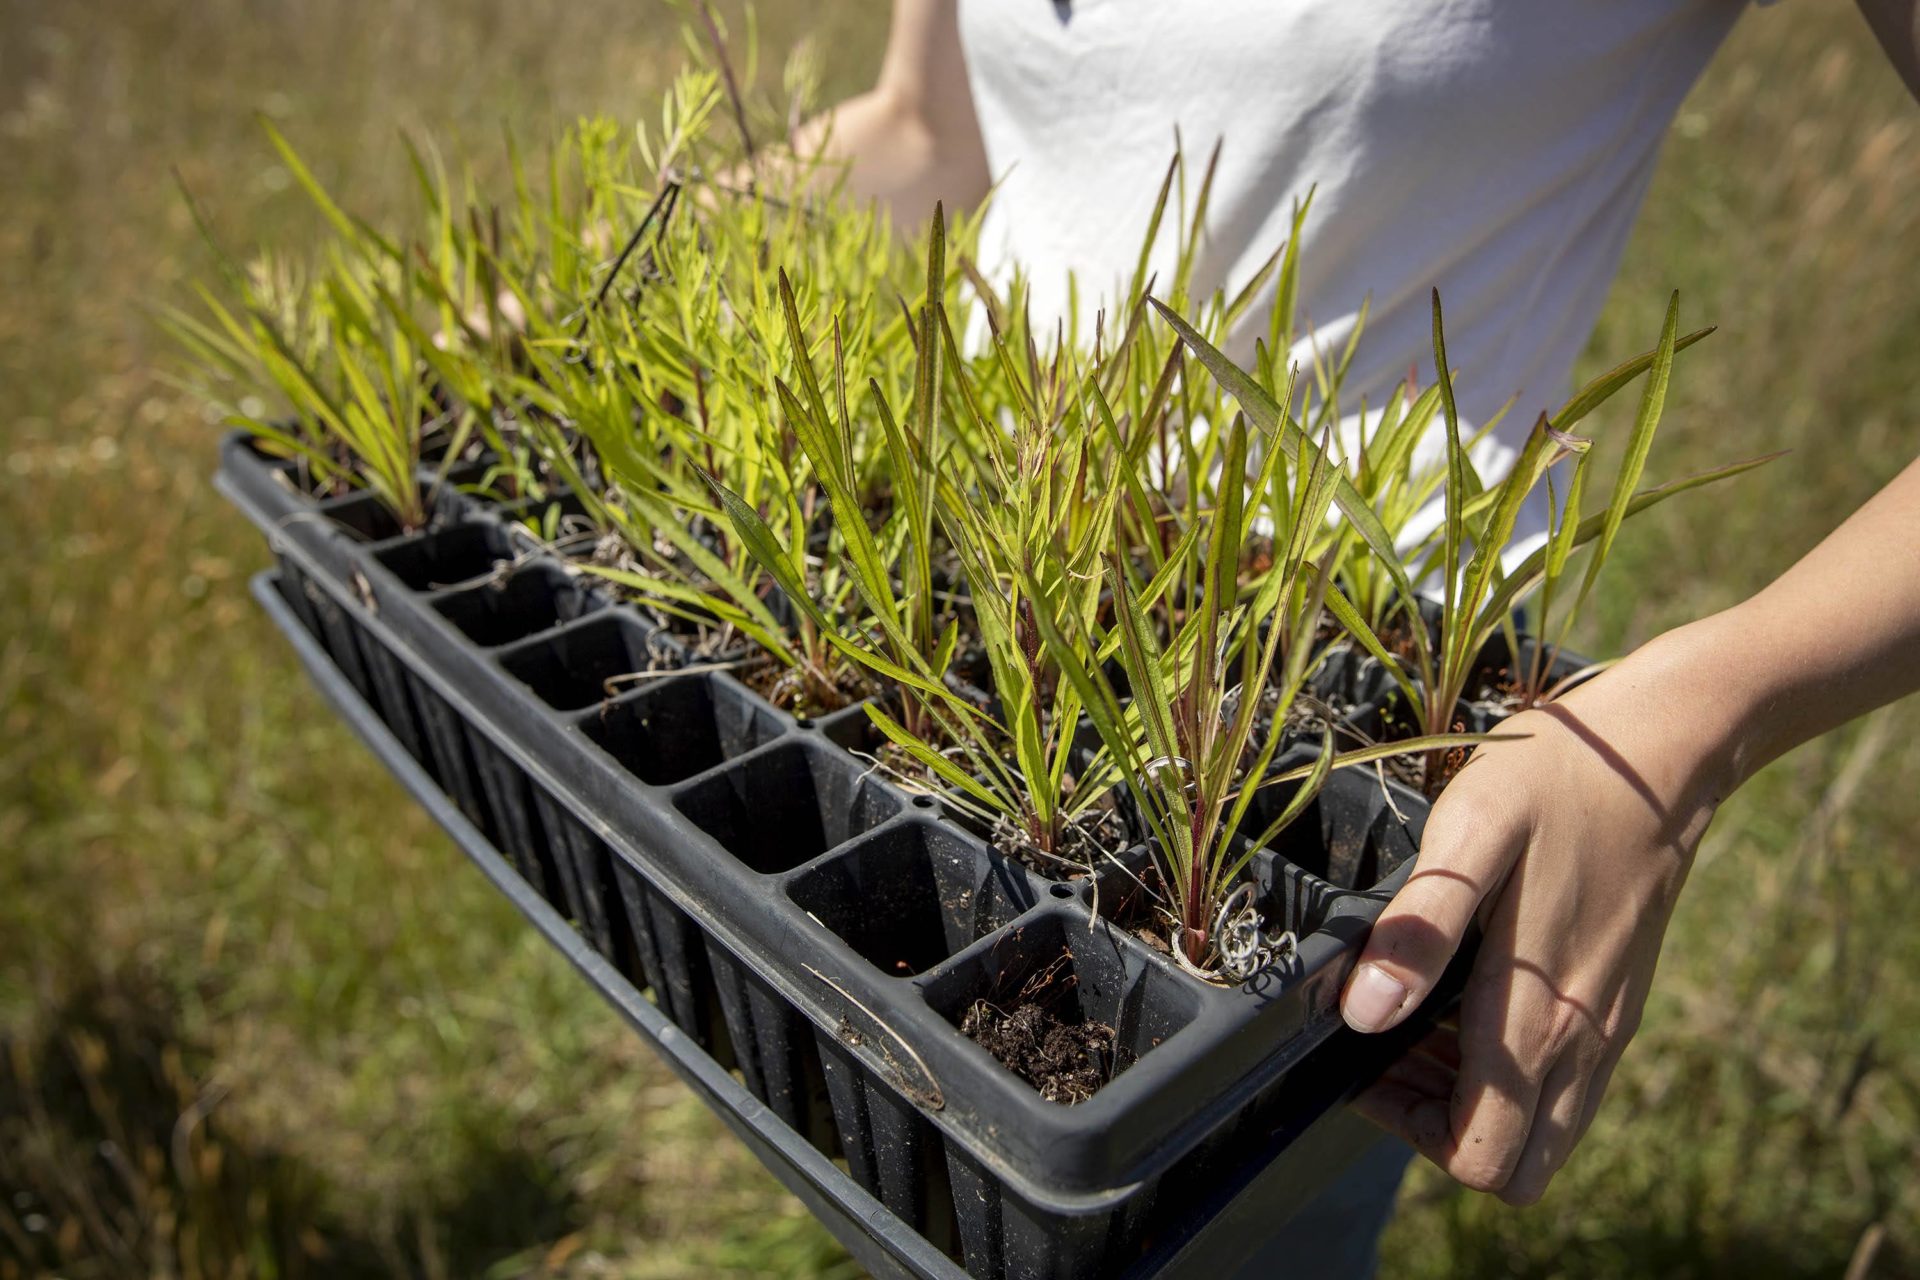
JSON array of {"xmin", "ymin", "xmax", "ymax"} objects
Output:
[{"xmin": 1229, "ymin": 1134, "xmax": 1414, "ymax": 1279}]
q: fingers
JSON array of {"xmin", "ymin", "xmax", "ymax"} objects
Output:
[
  {"xmin": 1362, "ymin": 1035, "xmax": 1544, "ymax": 1195},
  {"xmin": 1362, "ymin": 1039, "xmax": 1617, "ymax": 1206},
  {"xmin": 1339, "ymin": 866, "xmax": 1481, "ymax": 1032},
  {"xmin": 1499, "ymin": 980, "xmax": 1641, "ymax": 1204},
  {"xmin": 1341, "ymin": 782, "xmax": 1526, "ymax": 1034},
  {"xmin": 1361, "ymin": 960, "xmax": 1587, "ymax": 1199},
  {"xmin": 1498, "ymin": 1054, "xmax": 1590, "ymax": 1206},
  {"xmin": 1353, "ymin": 1046, "xmax": 1455, "ymax": 1149},
  {"xmin": 1444, "ymin": 1010, "xmax": 1543, "ymax": 1194},
  {"xmin": 1408, "ymin": 1020, "xmax": 1462, "ymax": 1071}
]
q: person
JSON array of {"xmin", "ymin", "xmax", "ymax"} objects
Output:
[{"xmin": 762, "ymin": 0, "xmax": 1920, "ymax": 1273}]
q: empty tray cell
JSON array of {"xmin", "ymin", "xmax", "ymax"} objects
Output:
[
  {"xmin": 787, "ymin": 820, "xmax": 1037, "ymax": 977},
  {"xmin": 1236, "ymin": 763, "xmax": 1424, "ymax": 890},
  {"xmin": 672, "ymin": 741, "xmax": 902, "ymax": 874},
  {"xmin": 375, "ymin": 522, "xmax": 512, "ymax": 592},
  {"xmin": 433, "ymin": 563, "xmax": 600, "ymax": 647},
  {"xmin": 315, "ymin": 490, "xmax": 405, "ymax": 543},
  {"xmin": 581, "ymin": 674, "xmax": 785, "ymax": 786},
  {"xmin": 921, "ymin": 910, "xmax": 1202, "ymax": 1104},
  {"xmin": 497, "ymin": 614, "xmax": 668, "ymax": 711}
]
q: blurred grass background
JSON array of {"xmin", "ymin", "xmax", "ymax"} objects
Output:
[{"xmin": 1, "ymin": 1, "xmax": 1914, "ymax": 1276}]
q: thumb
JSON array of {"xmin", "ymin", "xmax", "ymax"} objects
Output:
[{"xmin": 1340, "ymin": 791, "xmax": 1519, "ymax": 1033}]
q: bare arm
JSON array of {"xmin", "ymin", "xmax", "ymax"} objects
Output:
[
  {"xmin": 1340, "ymin": 456, "xmax": 1920, "ymax": 1202},
  {"xmin": 1856, "ymin": 0, "xmax": 1920, "ymax": 100},
  {"xmin": 1337, "ymin": 3, "xmax": 1919, "ymax": 1198},
  {"xmin": 765, "ymin": 0, "xmax": 989, "ymax": 227},
  {"xmin": 1713, "ymin": 455, "xmax": 1920, "ymax": 779}
]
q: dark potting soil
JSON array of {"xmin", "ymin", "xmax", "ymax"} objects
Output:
[
  {"xmin": 737, "ymin": 652, "xmax": 874, "ymax": 721},
  {"xmin": 1374, "ymin": 615, "xmax": 1428, "ymax": 664},
  {"xmin": 1428, "ymin": 734, "xmax": 1474, "ymax": 793},
  {"xmin": 988, "ymin": 804, "xmax": 1130, "ymax": 883},
  {"xmin": 1391, "ymin": 736, "xmax": 1472, "ymax": 796},
  {"xmin": 960, "ymin": 998, "xmax": 1116, "ymax": 1105},
  {"xmin": 1470, "ymin": 648, "xmax": 1596, "ymax": 716}
]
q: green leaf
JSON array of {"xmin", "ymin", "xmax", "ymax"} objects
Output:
[
  {"xmin": 865, "ymin": 703, "xmax": 1005, "ymax": 812},
  {"xmin": 1264, "ymin": 733, "xmax": 1516, "ymax": 785},
  {"xmin": 1433, "ymin": 289, "xmax": 1467, "ymax": 681},
  {"xmin": 1480, "ymin": 452, "xmax": 1782, "ymax": 626},
  {"xmin": 1150, "ymin": 298, "xmax": 1422, "ymax": 615},
  {"xmin": 1575, "ymin": 291, "xmax": 1679, "ymax": 615},
  {"xmin": 260, "ymin": 118, "xmax": 399, "ymax": 262},
  {"xmin": 1552, "ymin": 322, "xmax": 1713, "ymax": 432},
  {"xmin": 1316, "ymin": 577, "xmax": 1423, "ymax": 713},
  {"xmin": 707, "ymin": 474, "xmax": 828, "ymax": 629},
  {"xmin": 1108, "ymin": 552, "xmax": 1179, "ymax": 770}
]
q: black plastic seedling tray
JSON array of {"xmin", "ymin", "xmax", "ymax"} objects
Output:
[
  {"xmin": 221, "ymin": 433, "xmax": 1476, "ymax": 1278},
  {"xmin": 249, "ymin": 568, "xmax": 1447, "ymax": 1279}
]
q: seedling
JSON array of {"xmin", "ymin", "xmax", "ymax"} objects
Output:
[
  {"xmin": 181, "ymin": 19, "xmax": 1768, "ymax": 986},
  {"xmin": 1164, "ymin": 290, "xmax": 1775, "ymax": 794}
]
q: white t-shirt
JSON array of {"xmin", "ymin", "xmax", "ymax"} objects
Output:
[{"xmin": 958, "ymin": 0, "xmax": 1758, "ymax": 545}]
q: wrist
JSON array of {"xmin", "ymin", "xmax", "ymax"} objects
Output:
[{"xmin": 1597, "ymin": 612, "xmax": 1763, "ymax": 807}]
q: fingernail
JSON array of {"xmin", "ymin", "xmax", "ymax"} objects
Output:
[{"xmin": 1344, "ymin": 964, "xmax": 1409, "ymax": 1033}]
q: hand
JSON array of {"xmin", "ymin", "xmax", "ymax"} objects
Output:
[{"xmin": 1339, "ymin": 625, "xmax": 1741, "ymax": 1204}]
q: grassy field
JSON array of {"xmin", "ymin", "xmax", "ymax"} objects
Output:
[{"xmin": 2, "ymin": 1, "xmax": 1915, "ymax": 1276}]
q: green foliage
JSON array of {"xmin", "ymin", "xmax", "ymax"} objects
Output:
[
  {"xmin": 13, "ymin": 0, "xmax": 1917, "ymax": 1273},
  {"xmin": 1167, "ymin": 286, "xmax": 1774, "ymax": 795},
  {"xmin": 176, "ymin": 19, "xmax": 1765, "ymax": 970}
]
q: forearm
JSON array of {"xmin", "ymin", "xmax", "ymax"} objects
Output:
[
  {"xmin": 755, "ymin": 0, "xmax": 988, "ymax": 228},
  {"xmin": 780, "ymin": 87, "xmax": 988, "ymax": 227},
  {"xmin": 1634, "ymin": 455, "xmax": 1920, "ymax": 798}
]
